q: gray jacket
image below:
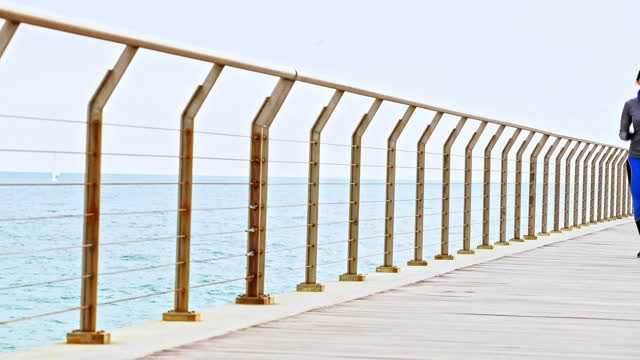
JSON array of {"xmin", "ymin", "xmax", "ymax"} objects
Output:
[{"xmin": 619, "ymin": 95, "xmax": 640, "ymax": 158}]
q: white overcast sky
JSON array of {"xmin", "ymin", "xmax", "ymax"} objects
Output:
[{"xmin": 0, "ymin": 0, "xmax": 638, "ymax": 179}]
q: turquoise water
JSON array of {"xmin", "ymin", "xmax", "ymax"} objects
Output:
[{"xmin": 0, "ymin": 172, "xmax": 549, "ymax": 353}]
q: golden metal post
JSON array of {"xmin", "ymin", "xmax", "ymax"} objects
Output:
[
  {"xmin": 538, "ymin": 137, "xmax": 561, "ymax": 236},
  {"xmin": 571, "ymin": 143, "xmax": 590, "ymax": 229},
  {"xmin": 378, "ymin": 106, "xmax": 416, "ymax": 273},
  {"xmin": 479, "ymin": 125, "xmax": 505, "ymax": 249},
  {"xmin": 509, "ymin": 131, "xmax": 535, "ymax": 242},
  {"xmin": 590, "ymin": 146, "xmax": 606, "ymax": 224},
  {"xmin": 163, "ymin": 64, "xmax": 224, "ymax": 321},
  {"xmin": 560, "ymin": 142, "xmax": 581, "ymax": 231},
  {"xmin": 581, "ymin": 144, "xmax": 597, "ymax": 226},
  {"xmin": 409, "ymin": 112, "xmax": 442, "ymax": 266},
  {"xmin": 67, "ymin": 45, "xmax": 138, "ymax": 345},
  {"xmin": 340, "ymin": 99, "xmax": 383, "ymax": 281},
  {"xmin": 236, "ymin": 78, "xmax": 295, "ymax": 305},
  {"xmin": 524, "ymin": 134, "xmax": 549, "ymax": 240},
  {"xmin": 601, "ymin": 148, "xmax": 617, "ymax": 222},
  {"xmin": 435, "ymin": 117, "xmax": 467, "ymax": 260},
  {"xmin": 597, "ymin": 147, "xmax": 613, "ymax": 222},
  {"xmin": 297, "ymin": 90, "xmax": 344, "ymax": 292},
  {"xmin": 552, "ymin": 140, "xmax": 572, "ymax": 233},
  {"xmin": 0, "ymin": 20, "xmax": 18, "ymax": 57},
  {"xmin": 458, "ymin": 121, "xmax": 487, "ymax": 255},
  {"xmin": 610, "ymin": 150, "xmax": 626, "ymax": 220},
  {"xmin": 496, "ymin": 128, "xmax": 522, "ymax": 246},
  {"xmin": 616, "ymin": 151, "xmax": 626, "ymax": 219}
]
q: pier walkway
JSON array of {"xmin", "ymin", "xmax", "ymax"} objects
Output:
[{"xmin": 142, "ymin": 221, "xmax": 640, "ymax": 360}]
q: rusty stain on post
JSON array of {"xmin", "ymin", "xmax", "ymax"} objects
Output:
[
  {"xmin": 297, "ymin": 90, "xmax": 344, "ymax": 292},
  {"xmin": 458, "ymin": 121, "xmax": 487, "ymax": 254},
  {"xmin": 377, "ymin": 106, "xmax": 416, "ymax": 273},
  {"xmin": 538, "ymin": 137, "xmax": 561, "ymax": 236},
  {"xmin": 340, "ymin": 99, "xmax": 383, "ymax": 281},
  {"xmin": 479, "ymin": 125, "xmax": 505, "ymax": 249},
  {"xmin": 497, "ymin": 128, "xmax": 521, "ymax": 246},
  {"xmin": 409, "ymin": 112, "xmax": 442, "ymax": 266},
  {"xmin": 66, "ymin": 45, "xmax": 137, "ymax": 345},
  {"xmin": 509, "ymin": 131, "xmax": 534, "ymax": 242},
  {"xmin": 236, "ymin": 78, "xmax": 295, "ymax": 305},
  {"xmin": 524, "ymin": 134, "xmax": 549, "ymax": 240},
  {"xmin": 435, "ymin": 117, "xmax": 467, "ymax": 260},
  {"xmin": 162, "ymin": 64, "xmax": 224, "ymax": 322}
]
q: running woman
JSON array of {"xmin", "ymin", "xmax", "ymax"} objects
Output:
[{"xmin": 619, "ymin": 70, "xmax": 640, "ymax": 257}]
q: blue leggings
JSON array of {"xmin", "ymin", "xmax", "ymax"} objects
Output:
[{"xmin": 626, "ymin": 156, "xmax": 640, "ymax": 232}]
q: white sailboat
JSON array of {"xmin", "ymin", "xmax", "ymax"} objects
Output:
[{"xmin": 51, "ymin": 154, "xmax": 60, "ymax": 182}]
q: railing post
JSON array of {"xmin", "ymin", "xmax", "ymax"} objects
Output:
[
  {"xmin": 616, "ymin": 151, "xmax": 627, "ymax": 219},
  {"xmin": 561, "ymin": 141, "xmax": 581, "ymax": 231},
  {"xmin": 571, "ymin": 143, "xmax": 590, "ymax": 229},
  {"xmin": 590, "ymin": 146, "xmax": 606, "ymax": 224},
  {"xmin": 377, "ymin": 106, "xmax": 416, "ymax": 273},
  {"xmin": 340, "ymin": 99, "xmax": 383, "ymax": 281},
  {"xmin": 509, "ymin": 131, "xmax": 534, "ymax": 242},
  {"xmin": 162, "ymin": 64, "xmax": 224, "ymax": 321},
  {"xmin": 458, "ymin": 121, "xmax": 487, "ymax": 254},
  {"xmin": 597, "ymin": 147, "xmax": 613, "ymax": 222},
  {"xmin": 435, "ymin": 117, "xmax": 467, "ymax": 260},
  {"xmin": 297, "ymin": 90, "xmax": 343, "ymax": 292},
  {"xmin": 552, "ymin": 139, "xmax": 572, "ymax": 233},
  {"xmin": 524, "ymin": 134, "xmax": 549, "ymax": 240},
  {"xmin": 611, "ymin": 149, "xmax": 625, "ymax": 220},
  {"xmin": 0, "ymin": 20, "xmax": 19, "ymax": 58},
  {"xmin": 602, "ymin": 148, "xmax": 617, "ymax": 222},
  {"xmin": 538, "ymin": 137, "xmax": 561, "ymax": 236},
  {"xmin": 67, "ymin": 45, "xmax": 137, "ymax": 345},
  {"xmin": 479, "ymin": 125, "xmax": 505, "ymax": 249},
  {"xmin": 409, "ymin": 112, "xmax": 442, "ymax": 266},
  {"xmin": 581, "ymin": 144, "xmax": 597, "ymax": 226},
  {"xmin": 496, "ymin": 128, "xmax": 521, "ymax": 246},
  {"xmin": 236, "ymin": 78, "xmax": 295, "ymax": 305}
]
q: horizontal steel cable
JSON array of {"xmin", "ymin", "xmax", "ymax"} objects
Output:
[
  {"xmin": 102, "ymin": 235, "xmax": 183, "ymax": 247},
  {"xmin": 0, "ymin": 274, "xmax": 90, "ymax": 291},
  {"xmin": 99, "ymin": 262, "xmax": 184, "ymax": 277},
  {"xmin": 0, "ymin": 305, "xmax": 89, "ymax": 325},
  {"xmin": 0, "ymin": 244, "xmax": 91, "ymax": 257},
  {"xmin": 191, "ymin": 252, "xmax": 254, "ymax": 264},
  {"xmin": 0, "ymin": 213, "xmax": 92, "ymax": 222}
]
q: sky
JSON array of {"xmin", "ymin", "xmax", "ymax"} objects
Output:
[{"xmin": 0, "ymin": 0, "xmax": 638, "ymax": 179}]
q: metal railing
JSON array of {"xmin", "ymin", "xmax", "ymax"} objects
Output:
[{"xmin": 0, "ymin": 6, "xmax": 631, "ymax": 346}]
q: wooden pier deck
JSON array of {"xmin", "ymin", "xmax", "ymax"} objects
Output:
[{"xmin": 142, "ymin": 222, "xmax": 640, "ymax": 360}]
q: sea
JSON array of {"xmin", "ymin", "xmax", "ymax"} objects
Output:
[{"xmin": 0, "ymin": 171, "xmax": 553, "ymax": 353}]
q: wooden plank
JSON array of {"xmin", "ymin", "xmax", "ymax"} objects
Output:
[{"xmin": 142, "ymin": 223, "xmax": 640, "ymax": 360}]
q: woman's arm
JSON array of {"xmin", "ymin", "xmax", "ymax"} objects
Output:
[{"xmin": 620, "ymin": 102, "xmax": 633, "ymax": 141}]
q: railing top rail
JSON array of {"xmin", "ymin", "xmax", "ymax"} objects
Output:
[{"xmin": 0, "ymin": 4, "xmax": 623, "ymax": 150}]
